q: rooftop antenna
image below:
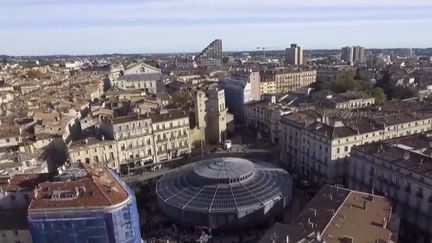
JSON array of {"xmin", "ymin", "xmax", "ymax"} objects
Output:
[{"xmin": 256, "ymin": 47, "xmax": 267, "ymax": 59}]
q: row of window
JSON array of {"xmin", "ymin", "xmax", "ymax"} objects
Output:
[
  {"xmin": 77, "ymin": 152, "xmax": 116, "ymax": 164},
  {"xmin": 8, "ymin": 193, "xmax": 30, "ymax": 202},
  {"xmin": 154, "ymin": 120, "xmax": 187, "ymax": 131},
  {"xmin": 75, "ymin": 145, "xmax": 114, "ymax": 155},
  {"xmin": 116, "ymin": 121, "xmax": 151, "ymax": 131},
  {"xmin": 386, "ymin": 119, "xmax": 431, "ymax": 131},
  {"xmin": 2, "ymin": 137, "xmax": 20, "ymax": 143}
]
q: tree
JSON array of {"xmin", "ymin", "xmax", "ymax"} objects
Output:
[
  {"xmin": 371, "ymin": 87, "xmax": 387, "ymax": 103},
  {"xmin": 172, "ymin": 90, "xmax": 190, "ymax": 107},
  {"xmin": 376, "ymin": 71, "xmax": 393, "ymax": 98},
  {"xmin": 331, "ymin": 79, "xmax": 355, "ymax": 93},
  {"xmin": 335, "ymin": 70, "xmax": 356, "ymax": 83},
  {"xmin": 311, "ymin": 81, "xmax": 330, "ymax": 91},
  {"xmin": 393, "ymin": 87, "xmax": 419, "ymax": 99},
  {"xmin": 26, "ymin": 69, "xmax": 44, "ymax": 79}
]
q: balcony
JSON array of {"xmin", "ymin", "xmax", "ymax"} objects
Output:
[
  {"xmin": 123, "ymin": 144, "xmax": 152, "ymax": 151},
  {"xmin": 176, "ymin": 133, "xmax": 189, "ymax": 139},
  {"xmin": 153, "ymin": 124, "xmax": 188, "ymax": 132},
  {"xmin": 156, "ymin": 138, "xmax": 169, "ymax": 143}
]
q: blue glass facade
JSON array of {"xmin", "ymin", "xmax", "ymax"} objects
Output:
[{"xmin": 28, "ymin": 171, "xmax": 141, "ymax": 243}]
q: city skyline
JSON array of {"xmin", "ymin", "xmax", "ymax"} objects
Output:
[{"xmin": 1, "ymin": 0, "xmax": 432, "ymax": 55}]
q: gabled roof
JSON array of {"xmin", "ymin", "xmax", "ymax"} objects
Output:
[{"xmin": 118, "ymin": 73, "xmax": 163, "ymax": 81}]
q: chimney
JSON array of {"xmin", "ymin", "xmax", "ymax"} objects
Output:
[
  {"xmin": 85, "ymin": 139, "xmax": 89, "ymax": 144},
  {"xmin": 101, "ymin": 135, "xmax": 105, "ymax": 141},
  {"xmin": 310, "ymin": 208, "xmax": 317, "ymax": 217},
  {"xmin": 308, "ymin": 218, "xmax": 313, "ymax": 229},
  {"xmin": 382, "ymin": 218, "xmax": 388, "ymax": 228},
  {"xmin": 316, "ymin": 231, "xmax": 322, "ymax": 241},
  {"xmin": 363, "ymin": 200, "xmax": 368, "ymax": 211},
  {"xmin": 403, "ymin": 151, "xmax": 410, "ymax": 160}
]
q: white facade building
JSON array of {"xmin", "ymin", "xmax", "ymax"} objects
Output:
[
  {"xmin": 98, "ymin": 110, "xmax": 192, "ymax": 169},
  {"xmin": 350, "ymin": 134, "xmax": 432, "ymax": 241},
  {"xmin": 150, "ymin": 110, "xmax": 191, "ymax": 162},
  {"xmin": 113, "ymin": 73, "xmax": 161, "ymax": 94},
  {"xmin": 280, "ymin": 106, "xmax": 432, "ymax": 184},
  {"xmin": 100, "ymin": 114, "xmax": 155, "ymax": 168},
  {"xmin": 68, "ymin": 137, "xmax": 119, "ymax": 170}
]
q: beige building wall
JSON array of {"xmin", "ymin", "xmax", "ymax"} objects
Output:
[
  {"xmin": 260, "ymin": 81, "xmax": 276, "ymax": 94},
  {"xmin": 0, "ymin": 229, "xmax": 32, "ymax": 243},
  {"xmin": 69, "ymin": 139, "xmax": 119, "ymax": 170},
  {"xmin": 112, "ymin": 117, "xmax": 154, "ymax": 166},
  {"xmin": 280, "ymin": 115, "xmax": 432, "ymax": 185},
  {"xmin": 249, "ymin": 71, "xmax": 262, "ymax": 101},
  {"xmin": 206, "ymin": 89, "xmax": 227, "ymax": 144},
  {"xmin": 123, "ymin": 63, "xmax": 161, "ymax": 74},
  {"xmin": 194, "ymin": 90, "xmax": 207, "ymax": 129},
  {"xmin": 275, "ymin": 70, "xmax": 316, "ymax": 93},
  {"xmin": 152, "ymin": 116, "xmax": 191, "ymax": 162},
  {"xmin": 334, "ymin": 98, "xmax": 376, "ymax": 109}
]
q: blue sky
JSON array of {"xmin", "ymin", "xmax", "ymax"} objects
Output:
[{"xmin": 1, "ymin": 0, "xmax": 432, "ymax": 55}]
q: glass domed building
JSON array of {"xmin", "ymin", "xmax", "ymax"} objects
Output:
[{"xmin": 156, "ymin": 157, "xmax": 292, "ymax": 229}]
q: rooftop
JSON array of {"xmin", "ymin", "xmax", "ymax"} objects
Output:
[
  {"xmin": 118, "ymin": 73, "xmax": 163, "ymax": 81},
  {"xmin": 0, "ymin": 173, "xmax": 52, "ymax": 192},
  {"xmin": 29, "ymin": 163, "xmax": 129, "ymax": 211},
  {"xmin": 0, "ymin": 124, "xmax": 20, "ymax": 138},
  {"xmin": 281, "ymin": 100, "xmax": 432, "ymax": 139},
  {"xmin": 156, "ymin": 158, "xmax": 291, "ymax": 215},
  {"xmin": 259, "ymin": 185, "xmax": 394, "ymax": 243},
  {"xmin": 111, "ymin": 113, "xmax": 151, "ymax": 125},
  {"xmin": 353, "ymin": 133, "xmax": 432, "ymax": 178},
  {"xmin": 69, "ymin": 136, "xmax": 115, "ymax": 149},
  {"xmin": 193, "ymin": 157, "xmax": 255, "ymax": 184},
  {"xmin": 149, "ymin": 109, "xmax": 188, "ymax": 123}
]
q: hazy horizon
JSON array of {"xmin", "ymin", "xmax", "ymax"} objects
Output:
[{"xmin": 1, "ymin": 0, "xmax": 432, "ymax": 56}]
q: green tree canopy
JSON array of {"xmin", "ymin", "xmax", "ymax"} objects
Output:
[{"xmin": 371, "ymin": 87, "xmax": 387, "ymax": 103}]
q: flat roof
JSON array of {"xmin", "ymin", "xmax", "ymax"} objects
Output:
[{"xmin": 149, "ymin": 109, "xmax": 188, "ymax": 123}]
